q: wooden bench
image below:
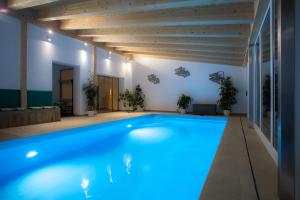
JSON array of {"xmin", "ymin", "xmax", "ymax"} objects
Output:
[{"xmin": 0, "ymin": 108, "xmax": 61, "ymax": 129}]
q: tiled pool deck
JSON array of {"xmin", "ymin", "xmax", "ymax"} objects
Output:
[{"xmin": 0, "ymin": 112, "xmax": 279, "ymax": 200}]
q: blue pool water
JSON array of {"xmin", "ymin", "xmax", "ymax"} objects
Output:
[{"xmin": 0, "ymin": 114, "xmax": 227, "ymax": 200}]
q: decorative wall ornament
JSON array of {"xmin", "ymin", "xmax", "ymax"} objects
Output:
[
  {"xmin": 209, "ymin": 71, "xmax": 225, "ymax": 84},
  {"xmin": 174, "ymin": 66, "xmax": 190, "ymax": 78},
  {"xmin": 147, "ymin": 74, "xmax": 160, "ymax": 84}
]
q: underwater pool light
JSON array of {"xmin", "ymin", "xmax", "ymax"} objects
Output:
[{"xmin": 26, "ymin": 151, "xmax": 38, "ymax": 158}]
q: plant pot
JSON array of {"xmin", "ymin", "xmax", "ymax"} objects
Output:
[
  {"xmin": 87, "ymin": 110, "xmax": 96, "ymax": 116},
  {"xmin": 179, "ymin": 108, "xmax": 187, "ymax": 114},
  {"xmin": 224, "ymin": 110, "xmax": 231, "ymax": 116},
  {"xmin": 137, "ymin": 107, "xmax": 144, "ymax": 112}
]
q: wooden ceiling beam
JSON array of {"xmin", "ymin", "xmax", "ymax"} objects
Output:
[
  {"xmin": 119, "ymin": 49, "xmax": 243, "ymax": 61},
  {"xmin": 131, "ymin": 53, "xmax": 242, "ymax": 66},
  {"xmin": 60, "ymin": 2, "xmax": 253, "ymax": 30},
  {"xmin": 7, "ymin": 0, "xmax": 60, "ymax": 9},
  {"xmin": 36, "ymin": 0, "xmax": 253, "ymax": 21},
  {"xmin": 78, "ymin": 24, "xmax": 250, "ymax": 38},
  {"xmin": 94, "ymin": 36, "xmax": 248, "ymax": 47},
  {"xmin": 106, "ymin": 43, "xmax": 246, "ymax": 54}
]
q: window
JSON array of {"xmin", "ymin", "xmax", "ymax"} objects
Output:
[{"xmin": 261, "ymin": 12, "xmax": 271, "ymax": 141}]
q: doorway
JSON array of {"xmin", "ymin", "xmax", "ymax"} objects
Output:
[
  {"xmin": 98, "ymin": 76, "xmax": 119, "ymax": 112},
  {"xmin": 52, "ymin": 64, "xmax": 74, "ymax": 116},
  {"xmin": 60, "ymin": 69, "xmax": 74, "ymax": 116}
]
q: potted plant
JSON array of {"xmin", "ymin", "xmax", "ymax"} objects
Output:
[
  {"xmin": 134, "ymin": 84, "xmax": 145, "ymax": 111},
  {"xmin": 119, "ymin": 89, "xmax": 134, "ymax": 112},
  {"xmin": 217, "ymin": 77, "xmax": 238, "ymax": 116},
  {"xmin": 177, "ymin": 94, "xmax": 191, "ymax": 114},
  {"xmin": 83, "ymin": 78, "xmax": 98, "ymax": 116},
  {"xmin": 119, "ymin": 84, "xmax": 145, "ymax": 112}
]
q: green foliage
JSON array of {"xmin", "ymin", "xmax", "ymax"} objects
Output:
[
  {"xmin": 177, "ymin": 94, "xmax": 191, "ymax": 110},
  {"xmin": 134, "ymin": 85, "xmax": 145, "ymax": 110},
  {"xmin": 119, "ymin": 84, "xmax": 145, "ymax": 112},
  {"xmin": 83, "ymin": 78, "xmax": 98, "ymax": 110},
  {"xmin": 218, "ymin": 77, "xmax": 238, "ymax": 111}
]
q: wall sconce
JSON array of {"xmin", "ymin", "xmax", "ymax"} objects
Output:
[
  {"xmin": 106, "ymin": 50, "xmax": 112, "ymax": 60},
  {"xmin": 47, "ymin": 29, "xmax": 52, "ymax": 42},
  {"xmin": 125, "ymin": 56, "xmax": 133, "ymax": 65}
]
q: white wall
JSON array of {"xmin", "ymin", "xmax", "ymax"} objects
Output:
[
  {"xmin": 0, "ymin": 13, "xmax": 247, "ymax": 115},
  {"xmin": 0, "ymin": 14, "xmax": 20, "ymax": 90},
  {"xmin": 132, "ymin": 57, "xmax": 247, "ymax": 113},
  {"xmin": 0, "ymin": 14, "xmax": 130, "ymax": 114},
  {"xmin": 27, "ymin": 23, "xmax": 93, "ymax": 115},
  {"xmin": 96, "ymin": 48, "xmax": 132, "ymax": 92}
]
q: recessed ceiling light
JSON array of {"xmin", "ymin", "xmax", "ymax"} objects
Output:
[
  {"xmin": 48, "ymin": 29, "xmax": 53, "ymax": 34},
  {"xmin": 84, "ymin": 42, "xmax": 88, "ymax": 46}
]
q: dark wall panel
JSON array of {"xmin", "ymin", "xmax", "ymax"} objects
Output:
[
  {"xmin": 0, "ymin": 89, "xmax": 20, "ymax": 108},
  {"xmin": 278, "ymin": 0, "xmax": 295, "ymax": 199},
  {"xmin": 294, "ymin": 0, "xmax": 300, "ymax": 199},
  {"xmin": 27, "ymin": 90, "xmax": 53, "ymax": 107}
]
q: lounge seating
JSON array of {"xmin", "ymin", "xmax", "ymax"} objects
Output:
[{"xmin": 192, "ymin": 104, "xmax": 217, "ymax": 115}]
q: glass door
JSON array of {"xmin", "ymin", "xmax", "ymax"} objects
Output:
[
  {"xmin": 98, "ymin": 76, "xmax": 119, "ymax": 112},
  {"xmin": 254, "ymin": 39, "xmax": 261, "ymax": 128},
  {"xmin": 261, "ymin": 12, "xmax": 271, "ymax": 141}
]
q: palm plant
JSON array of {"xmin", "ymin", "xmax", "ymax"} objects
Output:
[
  {"xmin": 177, "ymin": 94, "xmax": 191, "ymax": 113},
  {"xmin": 218, "ymin": 77, "xmax": 238, "ymax": 114},
  {"xmin": 83, "ymin": 78, "xmax": 98, "ymax": 111}
]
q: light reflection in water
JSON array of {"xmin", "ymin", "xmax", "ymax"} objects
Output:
[
  {"xmin": 129, "ymin": 127, "xmax": 172, "ymax": 142},
  {"xmin": 81, "ymin": 178, "xmax": 91, "ymax": 199},
  {"xmin": 81, "ymin": 179, "xmax": 89, "ymax": 190},
  {"xmin": 123, "ymin": 154, "xmax": 132, "ymax": 175},
  {"xmin": 106, "ymin": 165, "xmax": 114, "ymax": 183}
]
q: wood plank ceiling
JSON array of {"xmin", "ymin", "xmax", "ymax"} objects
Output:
[{"xmin": 6, "ymin": 0, "xmax": 254, "ymax": 66}]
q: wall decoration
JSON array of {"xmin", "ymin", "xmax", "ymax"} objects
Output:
[
  {"xmin": 175, "ymin": 66, "xmax": 190, "ymax": 78},
  {"xmin": 209, "ymin": 71, "xmax": 225, "ymax": 84},
  {"xmin": 147, "ymin": 74, "xmax": 160, "ymax": 84}
]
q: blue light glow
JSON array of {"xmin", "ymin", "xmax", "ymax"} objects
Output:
[{"xmin": 0, "ymin": 114, "xmax": 227, "ymax": 200}]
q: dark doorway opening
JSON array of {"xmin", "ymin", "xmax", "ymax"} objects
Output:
[
  {"xmin": 59, "ymin": 69, "xmax": 74, "ymax": 116},
  {"xmin": 52, "ymin": 64, "xmax": 74, "ymax": 116}
]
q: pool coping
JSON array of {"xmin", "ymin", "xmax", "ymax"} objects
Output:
[{"xmin": 199, "ymin": 116, "xmax": 279, "ymax": 200}]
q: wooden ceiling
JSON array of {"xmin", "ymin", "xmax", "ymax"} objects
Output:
[{"xmin": 6, "ymin": 0, "xmax": 254, "ymax": 66}]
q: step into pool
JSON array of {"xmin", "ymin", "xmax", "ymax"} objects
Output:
[{"xmin": 0, "ymin": 114, "xmax": 227, "ymax": 200}]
